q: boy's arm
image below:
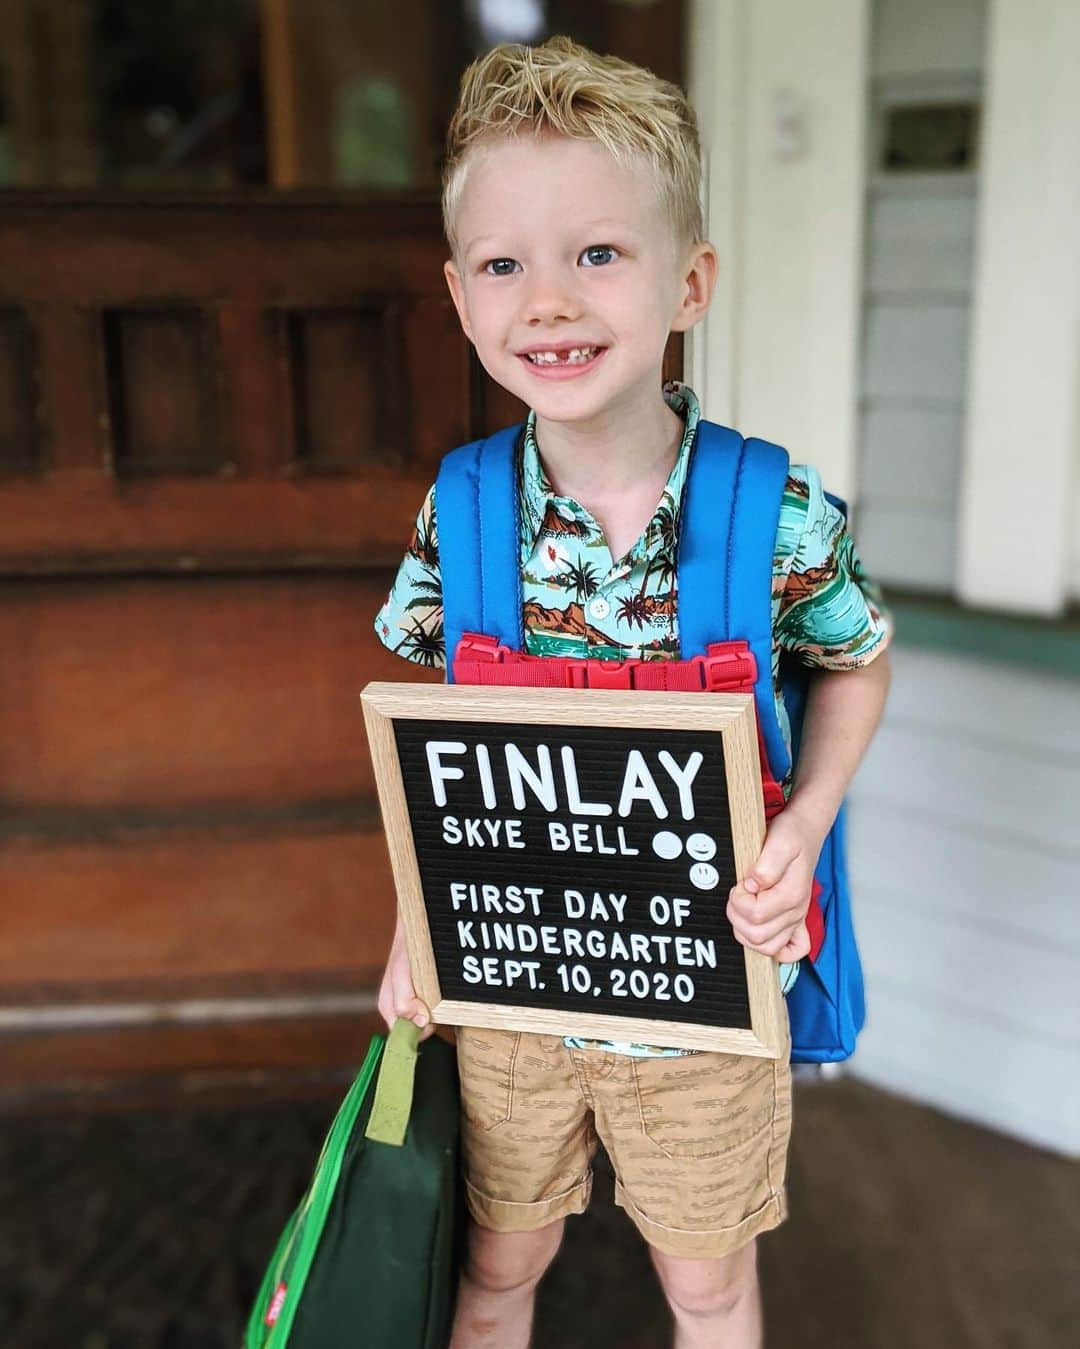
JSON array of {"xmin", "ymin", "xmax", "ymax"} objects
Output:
[
  {"xmin": 727, "ymin": 651, "xmax": 891, "ymax": 961},
  {"xmin": 373, "ymin": 484, "xmax": 443, "ymax": 1035}
]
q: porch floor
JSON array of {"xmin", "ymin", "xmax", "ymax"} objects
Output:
[{"xmin": 1, "ymin": 1076, "xmax": 1076, "ymax": 1348}]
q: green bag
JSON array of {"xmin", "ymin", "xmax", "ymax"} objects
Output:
[{"xmin": 245, "ymin": 1020, "xmax": 462, "ymax": 1349}]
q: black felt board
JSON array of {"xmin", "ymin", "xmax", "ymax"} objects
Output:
[{"xmin": 393, "ymin": 718, "xmax": 752, "ymax": 1033}]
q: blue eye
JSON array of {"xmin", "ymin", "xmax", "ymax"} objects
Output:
[
  {"xmin": 484, "ymin": 258, "xmax": 521, "ymax": 276},
  {"xmin": 579, "ymin": 245, "xmax": 618, "ymax": 267}
]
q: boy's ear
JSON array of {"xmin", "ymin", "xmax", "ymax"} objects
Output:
[
  {"xmin": 443, "ymin": 259, "xmax": 475, "ymax": 344},
  {"xmin": 670, "ymin": 241, "xmax": 719, "ymax": 333}
]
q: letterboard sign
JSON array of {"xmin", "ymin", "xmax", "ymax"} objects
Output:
[{"xmin": 362, "ymin": 683, "xmax": 785, "ymax": 1058}]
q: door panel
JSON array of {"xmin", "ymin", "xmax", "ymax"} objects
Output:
[
  {"xmin": 0, "ymin": 574, "xmax": 414, "ymax": 810},
  {"xmin": 0, "ymin": 200, "xmax": 481, "ymax": 571},
  {"xmin": 0, "ymin": 828, "xmax": 396, "ymax": 987}
]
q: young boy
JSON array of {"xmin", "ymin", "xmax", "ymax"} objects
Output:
[{"xmin": 374, "ymin": 37, "xmax": 891, "ymax": 1349}]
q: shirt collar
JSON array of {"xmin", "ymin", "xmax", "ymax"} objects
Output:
[{"xmin": 519, "ymin": 382, "xmax": 701, "ymax": 555}]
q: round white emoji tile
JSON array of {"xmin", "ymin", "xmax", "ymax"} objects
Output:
[
  {"xmin": 686, "ymin": 832, "xmax": 717, "ymax": 861},
  {"xmin": 689, "ymin": 861, "xmax": 720, "ymax": 891},
  {"xmin": 651, "ymin": 830, "xmax": 683, "ymax": 860}
]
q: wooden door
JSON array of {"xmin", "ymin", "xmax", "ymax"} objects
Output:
[{"xmin": 0, "ymin": 1, "xmax": 684, "ymax": 1103}]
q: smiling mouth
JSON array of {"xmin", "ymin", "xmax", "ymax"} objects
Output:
[{"xmin": 522, "ymin": 345, "xmax": 603, "ymax": 366}]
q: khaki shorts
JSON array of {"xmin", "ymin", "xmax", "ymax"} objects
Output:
[{"xmin": 456, "ymin": 1026, "xmax": 792, "ymax": 1260}]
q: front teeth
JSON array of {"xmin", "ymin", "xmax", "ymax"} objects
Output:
[{"xmin": 527, "ymin": 346, "xmax": 599, "ymax": 365}]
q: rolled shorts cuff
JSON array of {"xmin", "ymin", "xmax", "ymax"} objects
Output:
[
  {"xmin": 464, "ymin": 1171, "xmax": 593, "ymax": 1233},
  {"xmin": 614, "ymin": 1179, "xmax": 788, "ymax": 1260}
]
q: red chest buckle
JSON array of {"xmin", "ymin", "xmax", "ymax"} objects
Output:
[
  {"xmin": 695, "ymin": 645, "xmax": 759, "ymax": 692},
  {"xmin": 453, "ymin": 633, "xmax": 758, "ymax": 692},
  {"xmin": 568, "ymin": 657, "xmax": 633, "ymax": 689}
]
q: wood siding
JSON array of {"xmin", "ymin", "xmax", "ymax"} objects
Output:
[{"xmin": 847, "ymin": 644, "xmax": 1080, "ymax": 1156}]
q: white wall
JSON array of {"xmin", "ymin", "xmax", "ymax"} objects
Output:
[
  {"xmin": 871, "ymin": 0, "xmax": 986, "ymax": 77},
  {"xmin": 689, "ymin": 0, "xmax": 868, "ymax": 501},
  {"xmin": 847, "ymin": 646, "xmax": 1080, "ymax": 1156},
  {"xmin": 957, "ymin": 0, "xmax": 1080, "ymax": 614},
  {"xmin": 1071, "ymin": 493, "xmax": 1080, "ymax": 599}
]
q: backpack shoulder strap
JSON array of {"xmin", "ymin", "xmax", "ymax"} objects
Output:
[
  {"xmin": 435, "ymin": 425, "xmax": 524, "ymax": 680},
  {"xmin": 731, "ymin": 434, "xmax": 791, "ymax": 782},
  {"xmin": 680, "ymin": 421, "xmax": 790, "ymax": 779},
  {"xmin": 677, "ymin": 420, "xmax": 745, "ymax": 655},
  {"xmin": 679, "ymin": 422, "xmax": 789, "ymax": 646},
  {"xmin": 725, "ymin": 432, "xmax": 790, "ymax": 644}
]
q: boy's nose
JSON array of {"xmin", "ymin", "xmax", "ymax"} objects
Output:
[{"xmin": 521, "ymin": 273, "xmax": 582, "ymax": 325}]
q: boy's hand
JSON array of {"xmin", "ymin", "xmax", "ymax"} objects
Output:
[
  {"xmin": 726, "ymin": 810, "xmax": 822, "ymax": 963},
  {"xmin": 377, "ymin": 920, "xmax": 435, "ymax": 1040}
]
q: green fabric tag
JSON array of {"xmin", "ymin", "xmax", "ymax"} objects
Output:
[{"xmin": 364, "ymin": 1018, "xmax": 421, "ymax": 1146}]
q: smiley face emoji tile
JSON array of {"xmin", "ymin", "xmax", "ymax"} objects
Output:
[
  {"xmin": 686, "ymin": 832, "xmax": 717, "ymax": 861},
  {"xmin": 689, "ymin": 861, "xmax": 721, "ymax": 891}
]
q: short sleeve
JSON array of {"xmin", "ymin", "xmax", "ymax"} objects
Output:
[
  {"xmin": 373, "ymin": 484, "xmax": 447, "ymax": 670},
  {"xmin": 774, "ymin": 465, "xmax": 892, "ymax": 669}
]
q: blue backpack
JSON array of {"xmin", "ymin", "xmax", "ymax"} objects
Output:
[{"xmin": 435, "ymin": 420, "xmax": 865, "ymax": 1063}]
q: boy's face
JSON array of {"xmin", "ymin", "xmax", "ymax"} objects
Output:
[{"xmin": 444, "ymin": 135, "xmax": 714, "ymax": 430}]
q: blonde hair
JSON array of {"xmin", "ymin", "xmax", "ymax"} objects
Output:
[{"xmin": 443, "ymin": 37, "xmax": 703, "ymax": 256}]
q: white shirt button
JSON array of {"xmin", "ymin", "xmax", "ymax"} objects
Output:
[{"xmin": 588, "ymin": 596, "xmax": 611, "ymax": 620}]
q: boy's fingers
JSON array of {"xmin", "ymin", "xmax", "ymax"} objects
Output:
[
  {"xmin": 736, "ymin": 921, "xmax": 812, "ymax": 962},
  {"xmin": 729, "ymin": 881, "xmax": 768, "ymax": 918},
  {"xmin": 745, "ymin": 838, "xmax": 799, "ymax": 894},
  {"xmin": 729, "ymin": 891, "xmax": 794, "ymax": 925},
  {"xmin": 384, "ymin": 986, "xmax": 433, "ymax": 1031},
  {"xmin": 732, "ymin": 924, "xmax": 800, "ymax": 957},
  {"xmin": 774, "ymin": 924, "xmax": 812, "ymax": 963},
  {"xmin": 728, "ymin": 884, "xmax": 805, "ymax": 926},
  {"xmin": 404, "ymin": 1000, "xmax": 435, "ymax": 1040},
  {"xmin": 394, "ymin": 988, "xmax": 429, "ymax": 1026},
  {"xmin": 729, "ymin": 904, "xmax": 807, "ymax": 947}
]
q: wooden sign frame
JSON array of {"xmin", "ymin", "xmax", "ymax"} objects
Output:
[{"xmin": 362, "ymin": 682, "xmax": 786, "ymax": 1058}]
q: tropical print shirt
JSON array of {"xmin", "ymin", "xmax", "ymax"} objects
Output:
[{"xmin": 375, "ymin": 383, "xmax": 892, "ymax": 1057}]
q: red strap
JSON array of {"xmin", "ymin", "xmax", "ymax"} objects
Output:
[
  {"xmin": 453, "ymin": 633, "xmax": 758, "ymax": 693},
  {"xmin": 806, "ymin": 881, "xmax": 826, "ymax": 962}
]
